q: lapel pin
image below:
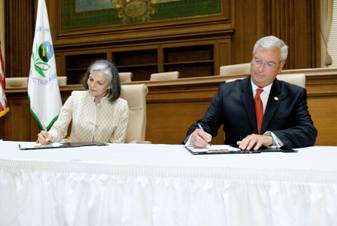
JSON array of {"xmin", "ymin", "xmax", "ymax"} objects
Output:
[{"xmin": 274, "ymin": 96, "xmax": 279, "ymax": 101}]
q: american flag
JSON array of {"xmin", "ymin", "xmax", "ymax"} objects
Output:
[{"xmin": 0, "ymin": 43, "xmax": 9, "ymax": 117}]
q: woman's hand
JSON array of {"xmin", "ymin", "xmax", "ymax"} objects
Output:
[{"xmin": 37, "ymin": 131, "xmax": 52, "ymax": 145}]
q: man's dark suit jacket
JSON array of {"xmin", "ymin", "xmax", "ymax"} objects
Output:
[{"xmin": 185, "ymin": 77, "xmax": 317, "ymax": 148}]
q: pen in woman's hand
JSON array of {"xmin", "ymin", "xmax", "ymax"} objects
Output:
[{"xmin": 37, "ymin": 130, "xmax": 51, "ymax": 145}]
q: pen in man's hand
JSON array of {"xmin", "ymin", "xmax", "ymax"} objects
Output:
[
  {"xmin": 198, "ymin": 123, "xmax": 205, "ymax": 132},
  {"xmin": 197, "ymin": 123, "xmax": 211, "ymax": 148}
]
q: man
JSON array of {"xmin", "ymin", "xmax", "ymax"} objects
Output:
[{"xmin": 185, "ymin": 35, "xmax": 317, "ymax": 150}]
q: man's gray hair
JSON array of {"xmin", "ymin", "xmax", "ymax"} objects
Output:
[
  {"xmin": 253, "ymin": 35, "xmax": 288, "ymax": 62},
  {"xmin": 89, "ymin": 60, "xmax": 113, "ymax": 82}
]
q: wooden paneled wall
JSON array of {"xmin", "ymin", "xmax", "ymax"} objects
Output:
[
  {"xmin": 230, "ymin": 0, "xmax": 320, "ymax": 67},
  {"xmin": 4, "ymin": 0, "xmax": 320, "ymax": 78},
  {"xmin": 4, "ymin": 0, "xmax": 35, "ymax": 77},
  {"xmin": 268, "ymin": 0, "xmax": 320, "ymax": 68},
  {"xmin": 1, "ymin": 68, "xmax": 337, "ymax": 146}
]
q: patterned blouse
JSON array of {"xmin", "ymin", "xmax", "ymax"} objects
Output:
[{"xmin": 49, "ymin": 91, "xmax": 128, "ymax": 143}]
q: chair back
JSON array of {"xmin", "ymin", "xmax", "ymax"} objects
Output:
[
  {"xmin": 6, "ymin": 77, "xmax": 67, "ymax": 88},
  {"xmin": 5, "ymin": 77, "xmax": 28, "ymax": 88},
  {"xmin": 226, "ymin": 73, "xmax": 306, "ymax": 88},
  {"xmin": 225, "ymin": 77, "xmax": 245, "ymax": 83},
  {"xmin": 58, "ymin": 76, "xmax": 67, "ymax": 86},
  {"xmin": 220, "ymin": 63, "xmax": 251, "ymax": 76},
  {"xmin": 120, "ymin": 84, "xmax": 148, "ymax": 143},
  {"xmin": 119, "ymin": 72, "xmax": 132, "ymax": 83},
  {"xmin": 150, "ymin": 71, "xmax": 179, "ymax": 81},
  {"xmin": 277, "ymin": 73, "xmax": 306, "ymax": 88}
]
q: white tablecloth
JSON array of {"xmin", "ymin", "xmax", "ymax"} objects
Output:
[{"xmin": 1, "ymin": 141, "xmax": 337, "ymax": 226}]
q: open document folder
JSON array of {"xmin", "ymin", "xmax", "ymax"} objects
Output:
[
  {"xmin": 18, "ymin": 142, "xmax": 107, "ymax": 150},
  {"xmin": 185, "ymin": 144, "xmax": 260, "ymax": 155}
]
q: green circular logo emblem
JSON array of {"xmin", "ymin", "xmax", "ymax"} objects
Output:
[{"xmin": 38, "ymin": 41, "xmax": 54, "ymax": 62}]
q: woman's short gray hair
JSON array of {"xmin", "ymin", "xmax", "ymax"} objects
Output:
[
  {"xmin": 82, "ymin": 60, "xmax": 121, "ymax": 103},
  {"xmin": 89, "ymin": 60, "xmax": 113, "ymax": 82},
  {"xmin": 253, "ymin": 35, "xmax": 288, "ymax": 62}
]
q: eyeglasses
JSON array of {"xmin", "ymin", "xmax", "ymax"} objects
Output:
[{"xmin": 252, "ymin": 57, "xmax": 279, "ymax": 69}]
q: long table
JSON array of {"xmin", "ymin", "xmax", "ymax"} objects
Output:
[{"xmin": 1, "ymin": 141, "xmax": 337, "ymax": 226}]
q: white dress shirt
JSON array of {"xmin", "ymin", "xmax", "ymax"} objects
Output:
[{"xmin": 251, "ymin": 79, "xmax": 283, "ymax": 147}]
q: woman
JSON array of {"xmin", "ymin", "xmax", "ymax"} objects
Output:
[{"xmin": 37, "ymin": 60, "xmax": 128, "ymax": 144}]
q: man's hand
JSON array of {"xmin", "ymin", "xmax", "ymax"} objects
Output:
[
  {"xmin": 190, "ymin": 129, "xmax": 212, "ymax": 148},
  {"xmin": 237, "ymin": 134, "xmax": 273, "ymax": 151}
]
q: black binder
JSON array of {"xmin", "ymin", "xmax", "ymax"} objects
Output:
[
  {"xmin": 185, "ymin": 145, "xmax": 260, "ymax": 155},
  {"xmin": 185, "ymin": 145, "xmax": 296, "ymax": 155}
]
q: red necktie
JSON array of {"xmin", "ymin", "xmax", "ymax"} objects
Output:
[{"xmin": 254, "ymin": 88, "xmax": 264, "ymax": 134}]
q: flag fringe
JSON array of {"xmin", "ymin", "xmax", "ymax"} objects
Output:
[{"xmin": 0, "ymin": 107, "xmax": 9, "ymax": 118}]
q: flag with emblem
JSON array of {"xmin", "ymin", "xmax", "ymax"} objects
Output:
[
  {"xmin": 28, "ymin": 0, "xmax": 62, "ymax": 130},
  {"xmin": 0, "ymin": 43, "xmax": 9, "ymax": 117}
]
